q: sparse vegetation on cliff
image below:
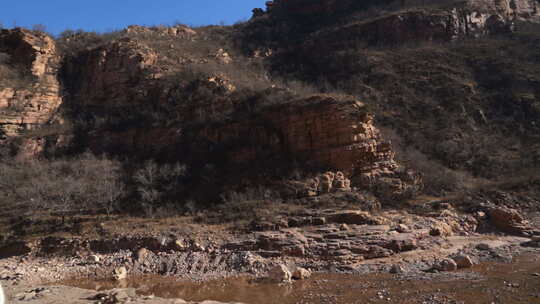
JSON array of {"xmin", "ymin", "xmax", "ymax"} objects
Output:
[{"xmin": 0, "ymin": 0, "xmax": 539, "ymax": 243}]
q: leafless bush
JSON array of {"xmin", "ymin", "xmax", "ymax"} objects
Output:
[
  {"xmin": 133, "ymin": 161, "xmax": 187, "ymax": 217},
  {"xmin": 220, "ymin": 186, "xmax": 279, "ymax": 204},
  {"xmin": 0, "ymin": 153, "xmax": 125, "ymax": 222},
  {"xmin": 203, "ymin": 186, "xmax": 283, "ymax": 224}
]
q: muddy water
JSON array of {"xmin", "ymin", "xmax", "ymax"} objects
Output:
[{"xmin": 62, "ymin": 254, "xmax": 540, "ymax": 304}]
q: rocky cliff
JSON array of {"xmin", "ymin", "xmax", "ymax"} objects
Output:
[
  {"xmin": 265, "ymin": 0, "xmax": 539, "ymax": 18},
  {"xmin": 50, "ymin": 29, "xmax": 411, "ymax": 196},
  {"xmin": 0, "ymin": 29, "xmax": 62, "ymax": 157},
  {"xmin": 246, "ymin": 0, "xmax": 540, "ymax": 183},
  {"xmin": 250, "ymin": 0, "xmax": 540, "ymax": 47},
  {"xmin": 196, "ymin": 95, "xmax": 398, "ymax": 184},
  {"xmin": 0, "ymin": 0, "xmax": 538, "ymax": 200}
]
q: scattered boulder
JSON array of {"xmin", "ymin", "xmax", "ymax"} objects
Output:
[
  {"xmin": 135, "ymin": 248, "xmax": 151, "ymax": 262},
  {"xmin": 365, "ymin": 246, "xmax": 393, "ymax": 259},
  {"xmin": 113, "ymin": 267, "xmax": 128, "ymax": 281},
  {"xmin": 390, "ymin": 264, "xmax": 405, "ymax": 274},
  {"xmin": 290, "ymin": 171, "xmax": 353, "ymax": 196},
  {"xmin": 522, "ymin": 236, "xmax": 540, "ymax": 248},
  {"xmin": 268, "ymin": 264, "xmax": 292, "ymax": 283},
  {"xmin": 173, "ymin": 239, "xmax": 189, "ymax": 251},
  {"xmin": 429, "ymin": 222, "xmax": 453, "ymax": 237},
  {"xmin": 292, "ymin": 267, "xmax": 312, "ymax": 280},
  {"xmin": 474, "ymin": 211, "xmax": 487, "ymax": 220},
  {"xmin": 452, "ymin": 254, "xmax": 474, "ymax": 269},
  {"xmin": 434, "ymin": 258, "xmax": 458, "ymax": 272},
  {"xmin": 204, "ymin": 74, "xmax": 236, "ymax": 93},
  {"xmin": 110, "ymin": 289, "xmax": 135, "ymax": 303},
  {"xmin": 190, "ymin": 241, "xmax": 206, "ymax": 252},
  {"xmin": 88, "ymin": 255, "xmax": 101, "ymax": 263},
  {"xmin": 486, "ymin": 206, "xmax": 531, "ymax": 235},
  {"xmin": 17, "ymin": 291, "xmax": 38, "ymax": 301},
  {"xmin": 332, "ymin": 171, "xmax": 352, "ymax": 192},
  {"xmin": 213, "ymin": 48, "xmax": 233, "ymax": 64},
  {"xmin": 15, "ymin": 288, "xmax": 50, "ymax": 302},
  {"xmin": 92, "ymin": 288, "xmax": 137, "ymax": 304},
  {"xmin": 395, "ymin": 224, "xmax": 410, "ymax": 233}
]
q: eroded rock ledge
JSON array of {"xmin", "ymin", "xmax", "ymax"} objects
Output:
[{"xmin": 196, "ymin": 95, "xmax": 401, "ymax": 185}]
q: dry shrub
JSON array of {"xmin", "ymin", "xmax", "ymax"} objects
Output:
[
  {"xmin": 208, "ymin": 186, "xmax": 283, "ymax": 224},
  {"xmin": 56, "ymin": 29, "xmax": 124, "ymax": 56},
  {"xmin": 133, "ymin": 160, "xmax": 188, "ymax": 217},
  {"xmin": 0, "ymin": 153, "xmax": 125, "ymax": 221},
  {"xmin": 380, "ymin": 127, "xmax": 480, "ymax": 195}
]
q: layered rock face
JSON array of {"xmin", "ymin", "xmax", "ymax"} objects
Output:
[
  {"xmin": 61, "ymin": 38, "xmax": 159, "ymax": 108},
  {"xmin": 266, "ymin": 0, "xmax": 539, "ymax": 18},
  {"xmin": 57, "ymin": 33, "xmax": 409, "ymax": 191},
  {"xmin": 0, "ymin": 29, "xmax": 63, "ymax": 157},
  {"xmin": 0, "ymin": 29, "xmax": 62, "ymax": 138},
  {"xmin": 58, "ymin": 36, "xmax": 401, "ymax": 188},
  {"xmin": 347, "ymin": 1, "xmax": 539, "ymax": 44},
  {"xmin": 197, "ymin": 95, "xmax": 399, "ymax": 185},
  {"xmin": 261, "ymin": 0, "xmax": 539, "ymax": 44},
  {"xmin": 0, "ymin": 24, "xmax": 416, "ymax": 193}
]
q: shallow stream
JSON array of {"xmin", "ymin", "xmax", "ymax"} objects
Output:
[{"xmin": 60, "ymin": 254, "xmax": 540, "ymax": 304}]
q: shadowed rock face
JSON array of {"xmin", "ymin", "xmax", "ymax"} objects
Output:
[
  {"xmin": 266, "ymin": 0, "xmax": 356, "ymax": 16},
  {"xmin": 2, "ymin": 0, "xmax": 537, "ymax": 189},
  {"xmin": 194, "ymin": 95, "xmax": 398, "ymax": 185},
  {"xmin": 260, "ymin": 0, "xmax": 539, "ymax": 45},
  {"xmin": 60, "ymin": 38, "xmax": 159, "ymax": 107},
  {"xmin": 55, "ymin": 35, "xmax": 410, "ymax": 190},
  {"xmin": 265, "ymin": 0, "xmax": 539, "ymax": 18}
]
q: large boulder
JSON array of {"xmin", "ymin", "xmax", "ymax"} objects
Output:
[
  {"xmin": 452, "ymin": 254, "xmax": 474, "ymax": 269},
  {"xmin": 268, "ymin": 264, "xmax": 292, "ymax": 283},
  {"xmin": 429, "ymin": 222, "xmax": 453, "ymax": 237},
  {"xmin": 292, "ymin": 267, "xmax": 312, "ymax": 280},
  {"xmin": 434, "ymin": 258, "xmax": 458, "ymax": 272},
  {"xmin": 487, "ymin": 206, "xmax": 531, "ymax": 235},
  {"xmin": 113, "ymin": 267, "xmax": 128, "ymax": 281}
]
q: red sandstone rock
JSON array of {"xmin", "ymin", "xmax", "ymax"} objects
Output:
[
  {"xmin": 434, "ymin": 258, "xmax": 458, "ymax": 272},
  {"xmin": 487, "ymin": 206, "xmax": 531, "ymax": 235},
  {"xmin": 0, "ymin": 28, "xmax": 63, "ymax": 158}
]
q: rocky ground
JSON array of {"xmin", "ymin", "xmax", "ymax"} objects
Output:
[{"xmin": 1, "ymin": 193, "xmax": 540, "ymax": 304}]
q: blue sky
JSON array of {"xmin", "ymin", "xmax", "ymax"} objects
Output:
[{"xmin": 0, "ymin": 1, "xmax": 268, "ymax": 35}]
